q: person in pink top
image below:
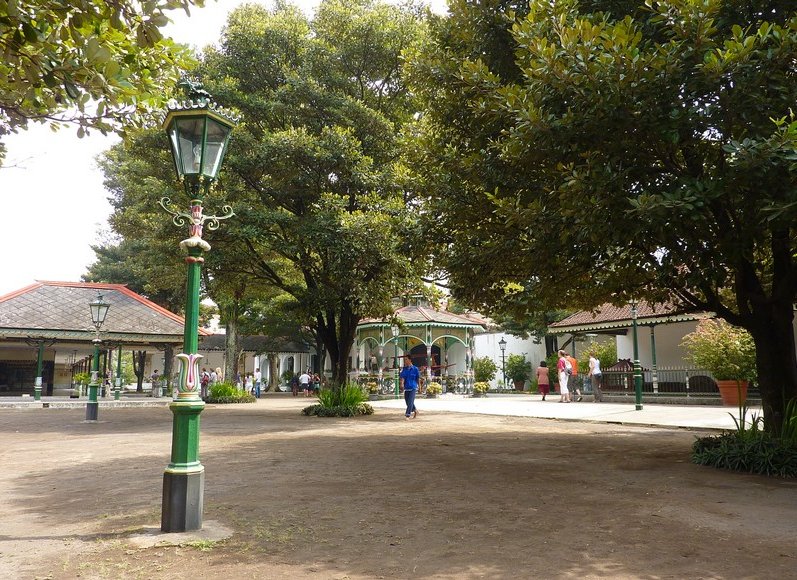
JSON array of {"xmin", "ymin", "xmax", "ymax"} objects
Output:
[
  {"xmin": 557, "ymin": 350, "xmax": 571, "ymax": 402},
  {"xmin": 536, "ymin": 361, "xmax": 550, "ymax": 401}
]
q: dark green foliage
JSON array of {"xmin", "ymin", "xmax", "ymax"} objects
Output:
[
  {"xmin": 207, "ymin": 382, "xmax": 256, "ymax": 404},
  {"xmin": 692, "ymin": 433, "xmax": 797, "ymax": 478},
  {"xmin": 302, "ymin": 403, "xmax": 374, "ymax": 417}
]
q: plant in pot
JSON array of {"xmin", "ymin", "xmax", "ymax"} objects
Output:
[
  {"xmin": 426, "ymin": 382, "xmax": 442, "ymax": 398},
  {"xmin": 472, "ymin": 382, "xmax": 490, "ymax": 397},
  {"xmin": 72, "ymin": 372, "xmax": 91, "ymax": 398},
  {"xmin": 472, "ymin": 356, "xmax": 497, "ymax": 383},
  {"xmin": 366, "ymin": 381, "xmax": 379, "ymax": 400},
  {"xmin": 681, "ymin": 319, "xmax": 757, "ymax": 406},
  {"xmin": 505, "ymin": 354, "xmax": 532, "ymax": 391}
]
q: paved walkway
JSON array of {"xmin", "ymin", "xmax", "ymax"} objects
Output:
[
  {"xmin": 0, "ymin": 392, "xmax": 760, "ymax": 431},
  {"xmin": 369, "ymin": 393, "xmax": 760, "ymax": 431}
]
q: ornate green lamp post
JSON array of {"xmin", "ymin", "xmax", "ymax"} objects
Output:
[
  {"xmin": 630, "ymin": 300, "xmax": 643, "ymax": 411},
  {"xmin": 114, "ymin": 344, "xmax": 123, "ymax": 401},
  {"xmin": 86, "ymin": 293, "xmax": 111, "ymax": 421},
  {"xmin": 159, "ymin": 83, "xmax": 236, "ymax": 533}
]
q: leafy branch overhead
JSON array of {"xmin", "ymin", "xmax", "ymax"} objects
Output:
[{"xmin": 0, "ymin": 0, "xmax": 204, "ymax": 162}]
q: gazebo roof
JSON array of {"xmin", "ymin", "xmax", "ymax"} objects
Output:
[
  {"xmin": 359, "ymin": 304, "xmax": 484, "ymax": 330},
  {"xmin": 0, "ymin": 281, "xmax": 204, "ymax": 344},
  {"xmin": 548, "ymin": 301, "xmax": 711, "ymax": 334}
]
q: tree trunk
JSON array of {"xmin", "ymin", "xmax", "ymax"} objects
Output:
[
  {"xmin": 163, "ymin": 344, "xmax": 174, "ymax": 392},
  {"xmin": 132, "ymin": 350, "xmax": 147, "ymax": 393},
  {"xmin": 748, "ymin": 302, "xmax": 797, "ymax": 435},
  {"xmin": 316, "ymin": 301, "xmax": 360, "ymax": 387},
  {"xmin": 267, "ymin": 353, "xmax": 278, "ymax": 391},
  {"xmin": 222, "ymin": 302, "xmax": 241, "ymax": 385}
]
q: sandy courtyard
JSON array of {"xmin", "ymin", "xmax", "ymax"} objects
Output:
[{"xmin": 0, "ymin": 396, "xmax": 795, "ymax": 579}]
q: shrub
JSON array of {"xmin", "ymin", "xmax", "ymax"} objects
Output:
[
  {"xmin": 505, "ymin": 354, "xmax": 532, "ymax": 383},
  {"xmin": 302, "ymin": 403, "xmax": 374, "ymax": 417},
  {"xmin": 691, "ymin": 401, "xmax": 797, "ymax": 477},
  {"xmin": 303, "ymin": 382, "xmax": 372, "ymax": 417},
  {"xmin": 473, "ymin": 381, "xmax": 490, "ymax": 394},
  {"xmin": 473, "ymin": 356, "xmax": 497, "ymax": 382},
  {"xmin": 681, "ymin": 319, "xmax": 757, "ymax": 381},
  {"xmin": 426, "ymin": 382, "xmax": 442, "ymax": 395},
  {"xmin": 207, "ymin": 382, "xmax": 255, "ymax": 404},
  {"xmin": 692, "ymin": 432, "xmax": 797, "ymax": 478}
]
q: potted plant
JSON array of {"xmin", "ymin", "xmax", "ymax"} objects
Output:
[
  {"xmin": 472, "ymin": 382, "xmax": 490, "ymax": 398},
  {"xmin": 366, "ymin": 381, "xmax": 379, "ymax": 400},
  {"xmin": 681, "ymin": 319, "xmax": 757, "ymax": 406},
  {"xmin": 426, "ymin": 382, "xmax": 442, "ymax": 398},
  {"xmin": 72, "ymin": 372, "xmax": 91, "ymax": 398},
  {"xmin": 505, "ymin": 354, "xmax": 532, "ymax": 391},
  {"xmin": 473, "ymin": 356, "xmax": 498, "ymax": 383}
]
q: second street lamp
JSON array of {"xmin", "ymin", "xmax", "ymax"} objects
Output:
[
  {"xmin": 159, "ymin": 81, "xmax": 236, "ymax": 533},
  {"xmin": 498, "ymin": 337, "xmax": 507, "ymax": 391},
  {"xmin": 630, "ymin": 300, "xmax": 643, "ymax": 411},
  {"xmin": 86, "ymin": 292, "xmax": 110, "ymax": 422}
]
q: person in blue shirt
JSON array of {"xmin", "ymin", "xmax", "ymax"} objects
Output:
[{"xmin": 399, "ymin": 355, "xmax": 420, "ymax": 419}]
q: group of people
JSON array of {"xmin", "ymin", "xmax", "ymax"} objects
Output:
[
  {"xmin": 200, "ymin": 367, "xmax": 223, "ymax": 400},
  {"xmin": 290, "ymin": 370, "xmax": 322, "ymax": 397},
  {"xmin": 535, "ymin": 351, "xmax": 603, "ymax": 403}
]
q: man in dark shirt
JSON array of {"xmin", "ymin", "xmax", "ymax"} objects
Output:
[{"xmin": 399, "ymin": 355, "xmax": 420, "ymax": 420}]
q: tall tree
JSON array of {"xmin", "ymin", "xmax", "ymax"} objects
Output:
[
  {"xmin": 406, "ymin": 0, "xmax": 797, "ymax": 432},
  {"xmin": 194, "ymin": 0, "xmax": 428, "ymax": 384},
  {"xmin": 0, "ymin": 0, "xmax": 203, "ymax": 163}
]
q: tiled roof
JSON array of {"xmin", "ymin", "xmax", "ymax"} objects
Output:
[
  {"xmin": 198, "ymin": 334, "xmax": 309, "ymax": 353},
  {"xmin": 549, "ymin": 301, "xmax": 710, "ymax": 333},
  {"xmin": 359, "ymin": 304, "xmax": 484, "ymax": 329},
  {"xmin": 0, "ymin": 281, "xmax": 203, "ymax": 342}
]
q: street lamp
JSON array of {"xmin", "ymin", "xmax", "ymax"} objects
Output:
[
  {"xmin": 391, "ymin": 324, "xmax": 400, "ymax": 399},
  {"xmin": 498, "ymin": 337, "xmax": 507, "ymax": 391},
  {"xmin": 159, "ymin": 81, "xmax": 236, "ymax": 533},
  {"xmin": 86, "ymin": 292, "xmax": 110, "ymax": 421},
  {"xmin": 630, "ymin": 300, "xmax": 643, "ymax": 411}
]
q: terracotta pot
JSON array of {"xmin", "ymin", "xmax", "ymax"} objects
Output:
[
  {"xmin": 513, "ymin": 380, "xmax": 525, "ymax": 391},
  {"xmin": 716, "ymin": 380, "xmax": 748, "ymax": 406}
]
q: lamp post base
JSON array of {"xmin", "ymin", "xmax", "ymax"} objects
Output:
[
  {"xmin": 85, "ymin": 401, "xmax": 98, "ymax": 421},
  {"xmin": 34, "ymin": 386, "xmax": 42, "ymax": 401},
  {"xmin": 114, "ymin": 387, "xmax": 121, "ymax": 401},
  {"xmin": 161, "ymin": 469, "xmax": 205, "ymax": 532}
]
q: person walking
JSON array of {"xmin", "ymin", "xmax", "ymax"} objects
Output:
[
  {"xmin": 557, "ymin": 350, "xmax": 571, "ymax": 403},
  {"xmin": 299, "ymin": 369, "xmax": 311, "ymax": 397},
  {"xmin": 566, "ymin": 352, "xmax": 583, "ymax": 402},
  {"xmin": 399, "ymin": 355, "xmax": 420, "ymax": 419},
  {"xmin": 151, "ymin": 369, "xmax": 160, "ymax": 398},
  {"xmin": 536, "ymin": 361, "xmax": 550, "ymax": 401},
  {"xmin": 588, "ymin": 353, "xmax": 603, "ymax": 402},
  {"xmin": 254, "ymin": 367, "xmax": 262, "ymax": 398}
]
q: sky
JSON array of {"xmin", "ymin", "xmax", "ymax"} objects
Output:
[{"xmin": 0, "ymin": 0, "xmax": 445, "ymax": 297}]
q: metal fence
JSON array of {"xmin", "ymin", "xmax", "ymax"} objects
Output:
[{"xmin": 589, "ymin": 366, "xmax": 759, "ymax": 399}]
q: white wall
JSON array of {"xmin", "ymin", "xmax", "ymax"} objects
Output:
[
  {"xmin": 474, "ymin": 332, "xmax": 547, "ymax": 386},
  {"xmin": 616, "ymin": 320, "xmax": 700, "ymax": 369}
]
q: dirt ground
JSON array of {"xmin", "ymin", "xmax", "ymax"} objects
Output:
[{"xmin": 0, "ymin": 396, "xmax": 795, "ymax": 580}]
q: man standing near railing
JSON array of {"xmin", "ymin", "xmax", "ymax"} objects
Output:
[
  {"xmin": 566, "ymin": 352, "xmax": 583, "ymax": 402},
  {"xmin": 589, "ymin": 353, "xmax": 603, "ymax": 402}
]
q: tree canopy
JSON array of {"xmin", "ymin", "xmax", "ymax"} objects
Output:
[
  {"xmin": 192, "ymin": 0, "xmax": 429, "ymax": 383},
  {"xmin": 0, "ymin": 0, "xmax": 203, "ymax": 163},
  {"xmin": 406, "ymin": 0, "xmax": 797, "ymax": 431}
]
